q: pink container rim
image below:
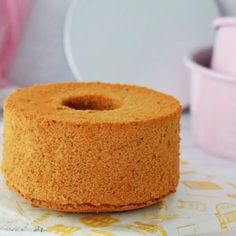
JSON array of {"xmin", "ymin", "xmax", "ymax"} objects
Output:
[
  {"xmin": 184, "ymin": 46, "xmax": 236, "ymax": 83},
  {"xmin": 213, "ymin": 17, "xmax": 236, "ymax": 30}
]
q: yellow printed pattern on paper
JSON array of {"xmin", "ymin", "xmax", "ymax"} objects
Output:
[
  {"xmin": 80, "ymin": 215, "xmax": 119, "ymax": 227},
  {"xmin": 90, "ymin": 229, "xmax": 116, "ymax": 236},
  {"xmin": 46, "ymin": 224, "xmax": 80, "ymax": 236},
  {"xmin": 180, "ymin": 170, "xmax": 196, "ymax": 175},
  {"xmin": 178, "ymin": 200, "xmax": 207, "ymax": 212},
  {"xmin": 33, "ymin": 212, "xmax": 51, "ymax": 225},
  {"xmin": 15, "ymin": 201, "xmax": 24, "ymax": 216},
  {"xmin": 177, "ymin": 224, "xmax": 198, "ymax": 236},
  {"xmin": 128, "ymin": 221, "xmax": 167, "ymax": 235},
  {"xmin": 215, "ymin": 203, "xmax": 236, "ymax": 230},
  {"xmin": 182, "ymin": 181, "xmax": 222, "ymax": 190},
  {"xmin": 227, "ymin": 193, "xmax": 236, "ymax": 199},
  {"xmin": 180, "ymin": 160, "xmax": 190, "ymax": 165}
]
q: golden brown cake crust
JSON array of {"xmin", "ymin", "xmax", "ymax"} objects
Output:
[
  {"xmin": 3, "ymin": 82, "xmax": 181, "ymax": 212},
  {"xmin": 7, "ymin": 180, "xmax": 176, "ymax": 212}
]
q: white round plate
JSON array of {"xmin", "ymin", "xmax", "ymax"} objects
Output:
[{"xmin": 64, "ymin": 0, "xmax": 219, "ymax": 107}]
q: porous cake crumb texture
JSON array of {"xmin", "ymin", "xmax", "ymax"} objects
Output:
[{"xmin": 2, "ymin": 82, "xmax": 181, "ymax": 212}]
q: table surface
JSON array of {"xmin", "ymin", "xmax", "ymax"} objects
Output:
[{"xmin": 0, "ymin": 113, "xmax": 235, "ymax": 236}]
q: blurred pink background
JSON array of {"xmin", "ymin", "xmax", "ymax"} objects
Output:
[{"xmin": 0, "ymin": 0, "xmax": 31, "ymax": 86}]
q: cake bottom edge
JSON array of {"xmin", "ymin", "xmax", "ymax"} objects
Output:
[{"xmin": 6, "ymin": 180, "xmax": 176, "ymax": 213}]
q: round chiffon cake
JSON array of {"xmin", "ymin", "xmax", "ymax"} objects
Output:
[{"xmin": 2, "ymin": 82, "xmax": 181, "ymax": 212}]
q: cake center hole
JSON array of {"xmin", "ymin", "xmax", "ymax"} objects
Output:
[{"xmin": 62, "ymin": 95, "xmax": 119, "ymax": 111}]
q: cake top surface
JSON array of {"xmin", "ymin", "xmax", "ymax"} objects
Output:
[{"xmin": 4, "ymin": 82, "xmax": 181, "ymax": 124}]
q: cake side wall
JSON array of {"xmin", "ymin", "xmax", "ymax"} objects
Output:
[{"xmin": 2, "ymin": 106, "xmax": 180, "ymax": 209}]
